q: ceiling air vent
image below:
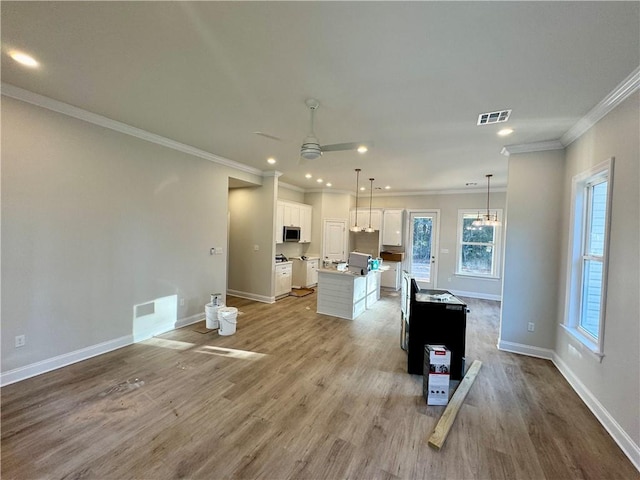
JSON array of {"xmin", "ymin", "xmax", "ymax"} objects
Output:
[{"xmin": 477, "ymin": 109, "xmax": 511, "ymax": 126}]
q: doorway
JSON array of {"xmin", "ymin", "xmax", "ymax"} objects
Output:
[
  {"xmin": 408, "ymin": 210, "xmax": 439, "ymax": 289},
  {"xmin": 323, "ymin": 219, "xmax": 347, "ymax": 263}
]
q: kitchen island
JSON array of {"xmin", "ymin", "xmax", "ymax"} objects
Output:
[{"xmin": 316, "ymin": 267, "xmax": 383, "ymax": 320}]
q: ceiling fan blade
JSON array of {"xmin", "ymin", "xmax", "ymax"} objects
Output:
[
  {"xmin": 320, "ymin": 141, "xmax": 373, "ymax": 152},
  {"xmin": 253, "ymin": 131, "xmax": 285, "ymax": 142}
]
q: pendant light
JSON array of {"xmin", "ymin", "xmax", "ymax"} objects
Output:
[
  {"xmin": 364, "ymin": 178, "xmax": 376, "ymax": 233},
  {"xmin": 350, "ymin": 169, "xmax": 362, "ymax": 232},
  {"xmin": 472, "ymin": 174, "xmax": 501, "ymax": 227}
]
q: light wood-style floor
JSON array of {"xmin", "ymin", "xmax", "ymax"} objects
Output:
[{"xmin": 1, "ymin": 291, "xmax": 636, "ymax": 479}]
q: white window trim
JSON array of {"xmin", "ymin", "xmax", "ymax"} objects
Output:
[
  {"xmin": 563, "ymin": 157, "xmax": 614, "ymax": 360},
  {"xmin": 455, "ymin": 209, "xmax": 503, "ymax": 279}
]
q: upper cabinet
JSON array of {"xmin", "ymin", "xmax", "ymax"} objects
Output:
[
  {"xmin": 350, "ymin": 208, "xmax": 382, "ymax": 232},
  {"xmin": 276, "ymin": 200, "xmax": 312, "ymax": 244},
  {"xmin": 382, "ymin": 209, "xmax": 404, "ymax": 246},
  {"xmin": 283, "ymin": 202, "xmax": 300, "ymax": 227},
  {"xmin": 299, "ymin": 204, "xmax": 312, "ymax": 243}
]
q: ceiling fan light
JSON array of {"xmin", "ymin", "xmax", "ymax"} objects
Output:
[{"xmin": 301, "ymin": 142, "xmax": 322, "ymax": 160}]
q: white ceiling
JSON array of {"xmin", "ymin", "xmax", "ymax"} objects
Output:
[{"xmin": 2, "ymin": 2, "xmax": 638, "ymax": 193}]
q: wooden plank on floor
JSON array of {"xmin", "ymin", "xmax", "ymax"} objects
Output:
[{"xmin": 428, "ymin": 359, "xmax": 482, "ymax": 451}]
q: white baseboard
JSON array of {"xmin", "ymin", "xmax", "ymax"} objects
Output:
[
  {"xmin": 497, "ymin": 339, "xmax": 554, "ymax": 360},
  {"xmin": 1, "ymin": 312, "xmax": 206, "ymax": 387},
  {"xmin": 552, "ymin": 353, "xmax": 640, "ymax": 472},
  {"xmin": 227, "ymin": 289, "xmax": 274, "ymax": 304},
  {"xmin": 175, "ymin": 312, "xmax": 205, "ymax": 329},
  {"xmin": 498, "ymin": 339, "xmax": 639, "ymax": 472},
  {"xmin": 448, "ymin": 289, "xmax": 502, "ymax": 301},
  {"xmin": 0, "ymin": 335, "xmax": 132, "ymax": 387}
]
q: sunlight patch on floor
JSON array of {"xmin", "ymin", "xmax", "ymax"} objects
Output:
[
  {"xmin": 195, "ymin": 345, "xmax": 267, "ymax": 360},
  {"xmin": 142, "ymin": 337, "xmax": 195, "ymax": 351}
]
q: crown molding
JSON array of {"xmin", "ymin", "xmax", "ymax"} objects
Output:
[
  {"xmin": 561, "ymin": 66, "xmax": 640, "ymax": 146},
  {"xmin": 1, "ymin": 83, "xmax": 264, "ymax": 177},
  {"xmin": 262, "ymin": 170, "xmax": 283, "ymax": 178},
  {"xmin": 502, "ymin": 66, "xmax": 640, "ymax": 157},
  {"xmin": 500, "ymin": 140, "xmax": 565, "ymax": 157},
  {"xmin": 278, "ymin": 181, "xmax": 306, "ymax": 193},
  {"xmin": 305, "ymin": 188, "xmax": 353, "ymax": 195}
]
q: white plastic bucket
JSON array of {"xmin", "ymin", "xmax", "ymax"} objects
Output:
[
  {"xmin": 205, "ymin": 303, "xmax": 223, "ymax": 330},
  {"xmin": 218, "ymin": 307, "xmax": 238, "ymax": 336}
]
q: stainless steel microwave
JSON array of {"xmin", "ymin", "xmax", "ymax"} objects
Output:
[{"xmin": 283, "ymin": 226, "xmax": 301, "ymax": 242}]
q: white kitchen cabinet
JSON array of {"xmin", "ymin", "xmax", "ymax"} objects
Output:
[
  {"xmin": 275, "ymin": 202, "xmax": 284, "ymax": 244},
  {"xmin": 292, "ymin": 258, "xmax": 319, "ymax": 288},
  {"xmin": 275, "ymin": 262, "xmax": 292, "ymax": 298},
  {"xmin": 381, "ymin": 261, "xmax": 401, "ymax": 290},
  {"xmin": 299, "ymin": 204, "xmax": 312, "ymax": 243},
  {"xmin": 350, "ymin": 208, "xmax": 382, "ymax": 231},
  {"xmin": 283, "ymin": 202, "xmax": 300, "ymax": 227},
  {"xmin": 276, "ymin": 200, "xmax": 312, "ymax": 243},
  {"xmin": 382, "ymin": 209, "xmax": 404, "ymax": 246}
]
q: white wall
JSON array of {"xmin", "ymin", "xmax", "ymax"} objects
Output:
[
  {"xmin": 556, "ymin": 92, "xmax": 639, "ymax": 456},
  {"xmin": 499, "ymin": 92, "xmax": 639, "ymax": 466},
  {"xmin": 500, "ymin": 149, "xmax": 565, "ymax": 352},
  {"xmin": 228, "ymin": 177, "xmax": 277, "ymax": 301},
  {"xmin": 1, "ymin": 96, "xmax": 262, "ymax": 379}
]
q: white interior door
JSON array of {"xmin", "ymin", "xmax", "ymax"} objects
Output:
[
  {"xmin": 323, "ymin": 219, "xmax": 347, "ymax": 262},
  {"xmin": 408, "ymin": 211, "xmax": 439, "ymax": 289}
]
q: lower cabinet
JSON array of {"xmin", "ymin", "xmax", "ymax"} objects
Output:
[
  {"xmin": 275, "ymin": 262, "xmax": 292, "ymax": 298},
  {"xmin": 381, "ymin": 261, "xmax": 401, "ymax": 290},
  {"xmin": 292, "ymin": 258, "xmax": 319, "ymax": 288}
]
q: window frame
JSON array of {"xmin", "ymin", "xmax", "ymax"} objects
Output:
[
  {"xmin": 563, "ymin": 158, "xmax": 613, "ymax": 359},
  {"xmin": 455, "ymin": 209, "xmax": 503, "ymax": 279}
]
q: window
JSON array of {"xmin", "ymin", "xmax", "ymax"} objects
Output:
[
  {"xmin": 564, "ymin": 158, "xmax": 613, "ymax": 357},
  {"xmin": 456, "ymin": 210, "xmax": 502, "ymax": 278}
]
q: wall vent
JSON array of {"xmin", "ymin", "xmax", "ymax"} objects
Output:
[{"xmin": 477, "ymin": 109, "xmax": 511, "ymax": 125}]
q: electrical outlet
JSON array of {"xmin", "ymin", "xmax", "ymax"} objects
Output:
[
  {"xmin": 179, "ymin": 298, "xmax": 185, "ymax": 307},
  {"xmin": 527, "ymin": 322, "xmax": 535, "ymax": 332},
  {"xmin": 15, "ymin": 335, "xmax": 26, "ymax": 348}
]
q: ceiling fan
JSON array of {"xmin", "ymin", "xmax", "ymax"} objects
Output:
[{"xmin": 300, "ymin": 98, "xmax": 372, "ymax": 160}]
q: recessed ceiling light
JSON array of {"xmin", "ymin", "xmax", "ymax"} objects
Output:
[
  {"xmin": 305, "ymin": 173, "xmax": 312, "ymax": 179},
  {"xmin": 267, "ymin": 157, "xmax": 276, "ymax": 164},
  {"xmin": 317, "ymin": 178, "xmax": 323, "ymax": 183},
  {"xmin": 497, "ymin": 128, "xmax": 514, "ymax": 137},
  {"xmin": 326, "ymin": 183, "xmax": 332, "ymax": 187},
  {"xmin": 385, "ymin": 186, "xmax": 391, "ymax": 190},
  {"xmin": 360, "ymin": 186, "xmax": 366, "ymax": 191},
  {"xmin": 357, "ymin": 145, "xmax": 368, "ymax": 154},
  {"xmin": 10, "ymin": 51, "xmax": 38, "ymax": 68}
]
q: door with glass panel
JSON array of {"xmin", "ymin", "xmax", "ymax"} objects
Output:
[{"xmin": 408, "ymin": 211, "xmax": 439, "ymax": 289}]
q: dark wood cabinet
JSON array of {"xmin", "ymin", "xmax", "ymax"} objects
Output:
[{"xmin": 407, "ymin": 284, "xmax": 467, "ymax": 380}]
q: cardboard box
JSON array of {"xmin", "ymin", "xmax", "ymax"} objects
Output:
[
  {"xmin": 380, "ymin": 251, "xmax": 404, "ymax": 262},
  {"xmin": 423, "ymin": 345, "xmax": 451, "ymax": 405}
]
